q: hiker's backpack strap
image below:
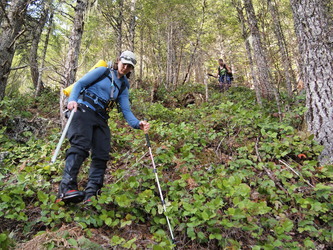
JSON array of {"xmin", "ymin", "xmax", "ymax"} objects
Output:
[
  {"xmin": 80, "ymin": 68, "xmax": 111, "ymax": 94},
  {"xmin": 112, "ymin": 78, "xmax": 129, "ymax": 100},
  {"xmin": 106, "ymin": 80, "xmax": 130, "ymax": 112}
]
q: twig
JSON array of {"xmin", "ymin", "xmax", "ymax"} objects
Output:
[
  {"xmin": 215, "ymin": 136, "xmax": 226, "ymax": 155},
  {"xmin": 255, "ymin": 136, "xmax": 262, "ymax": 162},
  {"xmin": 10, "ymin": 65, "xmax": 28, "ymax": 70},
  {"xmin": 279, "ymin": 159, "xmax": 315, "ymax": 188}
]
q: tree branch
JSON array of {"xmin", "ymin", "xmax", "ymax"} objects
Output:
[{"xmin": 10, "ymin": 65, "xmax": 28, "ymax": 70}]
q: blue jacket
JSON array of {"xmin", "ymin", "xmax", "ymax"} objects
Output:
[{"xmin": 68, "ymin": 67, "xmax": 140, "ymax": 129}]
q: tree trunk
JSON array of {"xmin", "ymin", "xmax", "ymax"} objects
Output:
[
  {"xmin": 233, "ymin": 1, "xmax": 262, "ymax": 106},
  {"xmin": 204, "ymin": 67, "xmax": 209, "ymax": 102},
  {"xmin": 0, "ymin": 0, "xmax": 27, "ymax": 101},
  {"xmin": 116, "ymin": 0, "xmax": 124, "ymax": 55},
  {"xmin": 29, "ymin": 1, "xmax": 48, "ymax": 92},
  {"xmin": 0, "ymin": 0, "xmax": 8, "ymax": 24},
  {"xmin": 268, "ymin": 0, "xmax": 296, "ymax": 97},
  {"xmin": 136, "ymin": 26, "xmax": 143, "ymax": 89},
  {"xmin": 62, "ymin": 0, "xmax": 89, "ymax": 88},
  {"xmin": 128, "ymin": 0, "xmax": 136, "ymax": 82},
  {"xmin": 182, "ymin": 0, "xmax": 207, "ymax": 85},
  {"xmin": 35, "ymin": 7, "xmax": 54, "ymax": 97},
  {"xmin": 128, "ymin": 0, "xmax": 136, "ymax": 51},
  {"xmin": 244, "ymin": 0, "xmax": 273, "ymax": 98},
  {"xmin": 166, "ymin": 22, "xmax": 175, "ymax": 87},
  {"xmin": 290, "ymin": 0, "xmax": 333, "ymax": 164},
  {"xmin": 61, "ymin": 0, "xmax": 89, "ymax": 127},
  {"xmin": 245, "ymin": 0, "xmax": 282, "ymax": 119}
]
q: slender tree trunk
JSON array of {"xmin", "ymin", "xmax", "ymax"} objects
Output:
[
  {"xmin": 182, "ymin": 0, "xmax": 207, "ymax": 85},
  {"xmin": 127, "ymin": 0, "xmax": 136, "ymax": 82},
  {"xmin": 245, "ymin": 0, "xmax": 282, "ymax": 118},
  {"xmin": 0, "ymin": 0, "xmax": 27, "ymax": 101},
  {"xmin": 35, "ymin": 8, "xmax": 54, "ymax": 97},
  {"xmin": 244, "ymin": 0, "xmax": 273, "ymax": 98},
  {"xmin": 175, "ymin": 45, "xmax": 183, "ymax": 85},
  {"xmin": 128, "ymin": 0, "xmax": 136, "ymax": 51},
  {"xmin": 233, "ymin": 1, "xmax": 262, "ymax": 106},
  {"xmin": 290, "ymin": 0, "xmax": 333, "ymax": 164},
  {"xmin": 61, "ymin": 0, "xmax": 89, "ymax": 127},
  {"xmin": 204, "ymin": 67, "xmax": 209, "ymax": 102},
  {"xmin": 268, "ymin": 0, "xmax": 296, "ymax": 97},
  {"xmin": 166, "ymin": 22, "xmax": 176, "ymax": 87},
  {"xmin": 137, "ymin": 26, "xmax": 144, "ymax": 88},
  {"xmin": 116, "ymin": 0, "xmax": 124, "ymax": 55},
  {"xmin": 62, "ymin": 0, "xmax": 89, "ymax": 87},
  {"xmin": 29, "ymin": 1, "xmax": 48, "ymax": 92}
]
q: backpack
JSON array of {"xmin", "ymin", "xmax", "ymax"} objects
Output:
[
  {"xmin": 219, "ymin": 64, "xmax": 234, "ymax": 81},
  {"xmin": 63, "ymin": 60, "xmax": 129, "ymax": 110}
]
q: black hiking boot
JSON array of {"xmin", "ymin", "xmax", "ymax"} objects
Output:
[
  {"xmin": 83, "ymin": 188, "xmax": 100, "ymax": 204},
  {"xmin": 56, "ymin": 190, "xmax": 85, "ymax": 204},
  {"xmin": 56, "ymin": 152, "xmax": 86, "ymax": 204},
  {"xmin": 83, "ymin": 159, "xmax": 106, "ymax": 204}
]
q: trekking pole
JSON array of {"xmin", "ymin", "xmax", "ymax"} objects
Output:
[
  {"xmin": 51, "ymin": 110, "xmax": 75, "ymax": 163},
  {"xmin": 145, "ymin": 132, "xmax": 175, "ymax": 244}
]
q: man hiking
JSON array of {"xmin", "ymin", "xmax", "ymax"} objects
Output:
[
  {"xmin": 216, "ymin": 59, "xmax": 232, "ymax": 92},
  {"xmin": 56, "ymin": 51, "xmax": 150, "ymax": 204}
]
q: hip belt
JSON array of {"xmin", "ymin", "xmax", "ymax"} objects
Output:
[{"xmin": 78, "ymin": 91, "xmax": 110, "ymax": 119}]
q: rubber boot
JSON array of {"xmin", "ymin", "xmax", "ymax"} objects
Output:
[
  {"xmin": 57, "ymin": 153, "xmax": 86, "ymax": 203},
  {"xmin": 84, "ymin": 159, "xmax": 107, "ymax": 203}
]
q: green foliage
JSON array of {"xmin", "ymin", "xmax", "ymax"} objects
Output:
[
  {"xmin": 0, "ymin": 232, "xmax": 15, "ymax": 249},
  {"xmin": 1, "ymin": 86, "xmax": 332, "ymax": 249}
]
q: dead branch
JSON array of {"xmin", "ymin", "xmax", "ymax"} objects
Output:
[{"xmin": 279, "ymin": 159, "xmax": 315, "ymax": 188}]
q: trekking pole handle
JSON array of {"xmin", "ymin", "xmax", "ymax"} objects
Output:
[{"xmin": 143, "ymin": 118, "xmax": 151, "ymax": 147}]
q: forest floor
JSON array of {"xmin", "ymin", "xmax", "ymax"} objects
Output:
[{"xmin": 0, "ymin": 83, "xmax": 332, "ymax": 249}]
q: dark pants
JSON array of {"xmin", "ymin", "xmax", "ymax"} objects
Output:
[
  {"xmin": 219, "ymin": 74, "xmax": 231, "ymax": 92},
  {"xmin": 67, "ymin": 105, "xmax": 110, "ymax": 161},
  {"xmin": 59, "ymin": 105, "xmax": 110, "ymax": 196}
]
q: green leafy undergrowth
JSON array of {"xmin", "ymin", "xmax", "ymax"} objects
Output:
[{"xmin": 0, "ymin": 86, "xmax": 332, "ymax": 249}]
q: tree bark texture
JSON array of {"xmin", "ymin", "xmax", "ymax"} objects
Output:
[
  {"xmin": 233, "ymin": 1, "xmax": 262, "ymax": 106},
  {"xmin": 268, "ymin": 0, "xmax": 296, "ymax": 97},
  {"xmin": 290, "ymin": 0, "xmax": 333, "ymax": 164},
  {"xmin": 245, "ymin": 0, "xmax": 283, "ymax": 119},
  {"xmin": 0, "ymin": 0, "xmax": 8, "ymax": 24},
  {"xmin": 61, "ymin": 0, "xmax": 89, "ymax": 127},
  {"xmin": 166, "ymin": 22, "xmax": 176, "ymax": 86},
  {"xmin": 62, "ymin": 0, "xmax": 89, "ymax": 88},
  {"xmin": 35, "ymin": 7, "xmax": 54, "ymax": 97},
  {"xmin": 0, "ymin": 0, "xmax": 27, "ymax": 101},
  {"xmin": 138, "ymin": 27, "xmax": 144, "ymax": 82},
  {"xmin": 116, "ymin": 0, "xmax": 124, "ymax": 55},
  {"xmin": 128, "ymin": 0, "xmax": 136, "ymax": 51},
  {"xmin": 244, "ymin": 0, "xmax": 274, "ymax": 98},
  {"xmin": 29, "ymin": 2, "xmax": 48, "ymax": 92}
]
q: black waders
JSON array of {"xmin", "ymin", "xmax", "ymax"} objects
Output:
[
  {"xmin": 56, "ymin": 152, "xmax": 86, "ymax": 203},
  {"xmin": 84, "ymin": 159, "xmax": 107, "ymax": 203}
]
